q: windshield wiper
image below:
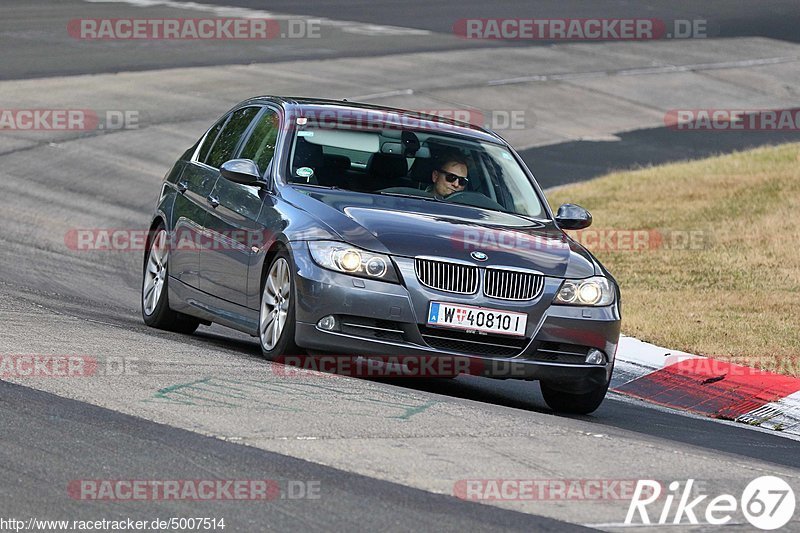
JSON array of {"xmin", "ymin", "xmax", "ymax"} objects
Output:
[
  {"xmin": 378, "ymin": 191, "xmax": 440, "ymax": 202},
  {"xmin": 291, "ymin": 182, "xmax": 339, "ymax": 190}
]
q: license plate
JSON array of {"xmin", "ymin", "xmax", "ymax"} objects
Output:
[{"xmin": 427, "ymin": 302, "xmax": 527, "ymax": 337}]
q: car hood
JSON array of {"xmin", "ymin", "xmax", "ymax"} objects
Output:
[{"xmin": 286, "ymin": 188, "xmax": 598, "ymax": 278}]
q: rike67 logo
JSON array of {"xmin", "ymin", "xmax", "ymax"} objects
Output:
[{"xmin": 626, "ymin": 477, "xmax": 795, "ymax": 530}]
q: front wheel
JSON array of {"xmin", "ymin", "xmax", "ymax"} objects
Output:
[
  {"xmin": 141, "ymin": 225, "xmax": 199, "ymax": 334},
  {"xmin": 540, "ymin": 380, "xmax": 610, "ymax": 415},
  {"xmin": 259, "ymin": 250, "xmax": 300, "ymax": 360}
]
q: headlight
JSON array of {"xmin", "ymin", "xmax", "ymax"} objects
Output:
[
  {"xmin": 554, "ymin": 276, "xmax": 614, "ymax": 306},
  {"xmin": 308, "ymin": 241, "xmax": 399, "ymax": 283}
]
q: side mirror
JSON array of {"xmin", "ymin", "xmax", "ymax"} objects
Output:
[
  {"xmin": 220, "ymin": 159, "xmax": 264, "ymax": 187},
  {"xmin": 555, "ymin": 203, "xmax": 592, "ymax": 230}
]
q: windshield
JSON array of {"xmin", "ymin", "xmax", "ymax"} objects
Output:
[{"xmin": 285, "ymin": 124, "xmax": 547, "ymax": 218}]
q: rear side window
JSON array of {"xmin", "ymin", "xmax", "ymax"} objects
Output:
[
  {"xmin": 205, "ymin": 106, "xmax": 260, "ymax": 169},
  {"xmin": 239, "ymin": 108, "xmax": 280, "ymax": 174}
]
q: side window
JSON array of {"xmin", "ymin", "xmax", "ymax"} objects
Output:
[
  {"xmin": 238, "ymin": 108, "xmax": 279, "ymax": 173},
  {"xmin": 205, "ymin": 106, "xmax": 260, "ymax": 169},
  {"xmin": 196, "ymin": 118, "xmax": 226, "ymax": 163}
]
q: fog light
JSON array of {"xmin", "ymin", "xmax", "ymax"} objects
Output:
[
  {"xmin": 585, "ymin": 349, "xmax": 606, "ymax": 365},
  {"xmin": 317, "ymin": 315, "xmax": 337, "ymax": 331}
]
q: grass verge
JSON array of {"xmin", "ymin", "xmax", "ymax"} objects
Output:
[{"xmin": 547, "ymin": 143, "xmax": 800, "ymax": 374}]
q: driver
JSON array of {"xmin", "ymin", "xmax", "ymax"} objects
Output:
[{"xmin": 427, "ymin": 152, "xmax": 469, "ymax": 199}]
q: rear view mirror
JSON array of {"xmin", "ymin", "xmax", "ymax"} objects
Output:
[
  {"xmin": 220, "ymin": 159, "xmax": 263, "ymax": 186},
  {"xmin": 555, "ymin": 203, "xmax": 592, "ymax": 230},
  {"xmin": 401, "ymin": 130, "xmax": 420, "ymax": 156},
  {"xmin": 381, "ymin": 142, "xmax": 404, "ymax": 155}
]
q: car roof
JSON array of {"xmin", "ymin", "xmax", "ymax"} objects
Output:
[{"xmin": 239, "ymin": 96, "xmax": 507, "ymax": 145}]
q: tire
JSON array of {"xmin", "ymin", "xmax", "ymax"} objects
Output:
[
  {"xmin": 141, "ymin": 225, "xmax": 200, "ymax": 334},
  {"xmin": 258, "ymin": 249, "xmax": 301, "ymax": 360},
  {"xmin": 540, "ymin": 380, "xmax": 610, "ymax": 415}
]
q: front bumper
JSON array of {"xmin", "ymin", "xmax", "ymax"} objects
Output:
[{"xmin": 291, "ymin": 244, "xmax": 621, "ymax": 391}]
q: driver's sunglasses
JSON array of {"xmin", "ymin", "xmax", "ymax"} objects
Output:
[{"xmin": 437, "ymin": 169, "xmax": 469, "ymax": 187}]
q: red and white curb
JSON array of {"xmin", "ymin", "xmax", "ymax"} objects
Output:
[{"xmin": 612, "ymin": 336, "xmax": 800, "ymax": 437}]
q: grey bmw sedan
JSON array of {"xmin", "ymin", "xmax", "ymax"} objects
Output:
[{"xmin": 142, "ymin": 96, "xmax": 621, "ymax": 414}]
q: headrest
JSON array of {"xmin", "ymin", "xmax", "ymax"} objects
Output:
[
  {"xmin": 367, "ymin": 153, "xmax": 408, "ymax": 179},
  {"xmin": 323, "ymin": 154, "xmax": 350, "ymax": 172}
]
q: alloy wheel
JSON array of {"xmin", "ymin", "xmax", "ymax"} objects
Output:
[
  {"xmin": 143, "ymin": 229, "xmax": 168, "ymax": 316},
  {"xmin": 260, "ymin": 257, "xmax": 291, "ymax": 351}
]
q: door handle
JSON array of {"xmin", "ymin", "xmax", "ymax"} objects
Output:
[
  {"xmin": 177, "ymin": 180, "xmax": 188, "ymax": 193},
  {"xmin": 207, "ymin": 195, "xmax": 220, "ymax": 208}
]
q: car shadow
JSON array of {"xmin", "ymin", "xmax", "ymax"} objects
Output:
[
  {"xmin": 191, "ymin": 326, "xmax": 561, "ymax": 413},
  {"xmin": 182, "ymin": 327, "xmax": 800, "ymax": 468},
  {"xmin": 370, "ymin": 374, "xmax": 557, "ymax": 414}
]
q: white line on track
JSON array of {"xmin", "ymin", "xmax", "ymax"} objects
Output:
[
  {"xmin": 489, "ymin": 55, "xmax": 800, "ymax": 85},
  {"xmin": 350, "ymin": 88, "xmax": 415, "ymax": 100},
  {"xmin": 353, "ymin": 54, "xmax": 800, "ymax": 102}
]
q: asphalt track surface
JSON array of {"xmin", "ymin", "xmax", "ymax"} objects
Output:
[
  {"xmin": 0, "ymin": 379, "xmax": 585, "ymax": 532},
  {"xmin": 212, "ymin": 0, "xmax": 800, "ymax": 42},
  {"xmin": 1, "ymin": 1, "xmax": 800, "ymax": 531},
  {"xmin": 5, "ymin": 0, "xmax": 800, "ymax": 79}
]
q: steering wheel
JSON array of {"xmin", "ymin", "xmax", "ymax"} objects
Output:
[
  {"xmin": 444, "ymin": 191, "xmax": 506, "ymax": 211},
  {"xmin": 444, "ymin": 191, "xmax": 468, "ymax": 201}
]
